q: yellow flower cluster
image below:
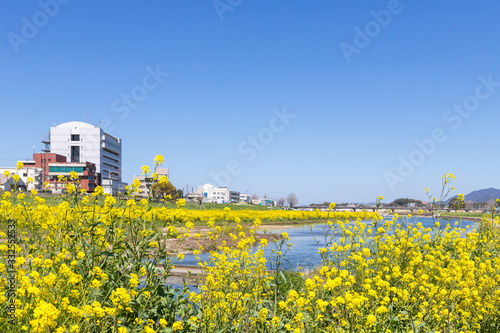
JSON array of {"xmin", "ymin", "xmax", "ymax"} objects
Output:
[
  {"xmin": 148, "ymin": 208, "xmax": 376, "ymax": 224},
  {"xmin": 1, "ymin": 161, "xmax": 499, "ymax": 332}
]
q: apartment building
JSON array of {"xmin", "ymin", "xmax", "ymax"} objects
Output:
[{"xmin": 134, "ymin": 168, "xmax": 169, "ymax": 197}]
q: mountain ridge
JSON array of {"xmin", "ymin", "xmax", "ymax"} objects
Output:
[{"xmin": 448, "ymin": 187, "xmax": 500, "ymax": 203}]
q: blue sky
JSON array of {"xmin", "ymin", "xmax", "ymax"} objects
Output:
[{"xmin": 1, "ymin": 0, "xmax": 500, "ymax": 204}]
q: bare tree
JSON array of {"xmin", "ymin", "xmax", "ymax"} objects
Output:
[
  {"xmin": 251, "ymin": 193, "xmax": 259, "ymax": 200},
  {"xmin": 286, "ymin": 193, "xmax": 298, "ymax": 208},
  {"xmin": 486, "ymin": 199, "xmax": 495, "ymax": 211},
  {"xmin": 277, "ymin": 197, "xmax": 285, "ymax": 207}
]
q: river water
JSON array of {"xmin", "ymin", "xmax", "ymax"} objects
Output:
[{"xmin": 178, "ymin": 216, "xmax": 478, "ymax": 271}]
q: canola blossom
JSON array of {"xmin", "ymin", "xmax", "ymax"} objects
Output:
[{"xmin": 1, "ymin": 160, "xmax": 500, "ymax": 332}]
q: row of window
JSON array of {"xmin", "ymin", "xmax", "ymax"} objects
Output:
[
  {"xmin": 46, "ymin": 175, "xmax": 86, "ymax": 180},
  {"xmin": 51, "ymin": 183, "xmax": 95, "ymax": 189},
  {"xmin": 49, "ymin": 166, "xmax": 95, "ymax": 172},
  {"xmin": 49, "ymin": 166, "xmax": 84, "ymax": 173},
  {"xmin": 103, "ymin": 147, "xmax": 120, "ymax": 157},
  {"xmin": 103, "ymin": 154, "xmax": 120, "ymax": 164},
  {"xmin": 103, "ymin": 140, "xmax": 121, "ymax": 152}
]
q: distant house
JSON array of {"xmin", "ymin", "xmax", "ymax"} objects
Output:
[
  {"xmin": 0, "ymin": 165, "xmax": 42, "ymax": 191},
  {"xmin": 0, "ymin": 175, "xmax": 26, "ymax": 191}
]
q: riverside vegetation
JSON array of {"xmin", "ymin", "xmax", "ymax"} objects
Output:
[{"xmin": 1, "ymin": 158, "xmax": 499, "ymax": 332}]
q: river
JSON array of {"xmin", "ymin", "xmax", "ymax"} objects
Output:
[{"xmin": 178, "ymin": 216, "xmax": 479, "ymax": 271}]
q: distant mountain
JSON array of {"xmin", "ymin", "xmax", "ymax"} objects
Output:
[{"xmin": 448, "ymin": 188, "xmax": 500, "ymax": 203}]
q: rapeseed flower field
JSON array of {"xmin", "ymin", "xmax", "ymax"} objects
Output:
[{"xmin": 1, "ymin": 158, "xmax": 499, "ymax": 332}]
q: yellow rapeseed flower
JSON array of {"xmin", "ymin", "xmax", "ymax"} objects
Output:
[
  {"xmin": 366, "ymin": 314, "xmax": 376, "ymax": 327},
  {"xmin": 154, "ymin": 154, "xmax": 164, "ymax": 165},
  {"xmin": 172, "ymin": 321, "xmax": 183, "ymax": 331}
]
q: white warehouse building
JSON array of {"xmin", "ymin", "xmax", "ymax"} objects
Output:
[
  {"xmin": 196, "ymin": 183, "xmax": 240, "ymax": 204},
  {"xmin": 43, "ymin": 121, "xmax": 125, "ymax": 194}
]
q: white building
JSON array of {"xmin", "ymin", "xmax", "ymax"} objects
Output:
[
  {"xmin": 239, "ymin": 193, "xmax": 251, "ymax": 203},
  {"xmin": 43, "ymin": 121, "xmax": 125, "ymax": 194},
  {"xmin": 196, "ymin": 183, "xmax": 240, "ymax": 204},
  {"xmin": 0, "ymin": 165, "xmax": 43, "ymax": 191},
  {"xmin": 251, "ymin": 197, "xmax": 273, "ymax": 206},
  {"xmin": 134, "ymin": 168, "xmax": 169, "ymax": 198}
]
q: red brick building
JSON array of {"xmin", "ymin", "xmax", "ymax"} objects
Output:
[
  {"xmin": 33, "ymin": 153, "xmax": 67, "ymax": 183},
  {"xmin": 33, "ymin": 153, "xmax": 97, "ymax": 192}
]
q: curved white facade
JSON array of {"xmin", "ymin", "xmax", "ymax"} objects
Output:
[{"xmin": 47, "ymin": 121, "xmax": 124, "ymax": 194}]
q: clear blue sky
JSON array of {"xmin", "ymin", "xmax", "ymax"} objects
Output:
[{"xmin": 1, "ymin": 1, "xmax": 500, "ymax": 204}]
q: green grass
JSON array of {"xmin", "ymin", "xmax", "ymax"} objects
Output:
[
  {"xmin": 2, "ymin": 192, "xmax": 277, "ymax": 211},
  {"xmin": 152, "ymin": 201, "xmax": 276, "ymax": 211},
  {"xmin": 438, "ymin": 211, "xmax": 499, "ymax": 219},
  {"xmin": 4, "ymin": 193, "xmax": 106, "ymax": 206}
]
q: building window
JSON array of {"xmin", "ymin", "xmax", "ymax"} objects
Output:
[
  {"xmin": 71, "ymin": 146, "xmax": 80, "ymax": 163},
  {"xmin": 49, "ymin": 166, "xmax": 84, "ymax": 173}
]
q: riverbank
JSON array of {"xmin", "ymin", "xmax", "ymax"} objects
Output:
[
  {"xmin": 162, "ymin": 215, "xmax": 493, "ymax": 255},
  {"xmin": 161, "ymin": 225, "xmax": 281, "ymax": 254}
]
